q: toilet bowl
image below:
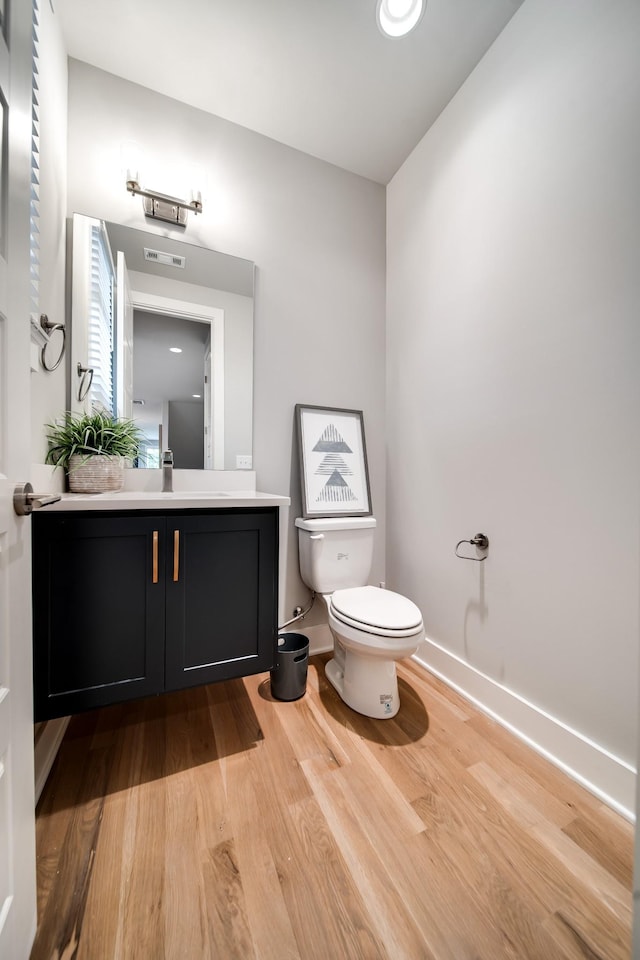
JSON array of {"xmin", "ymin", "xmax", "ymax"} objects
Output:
[
  {"xmin": 295, "ymin": 517, "xmax": 424, "ymax": 719},
  {"xmin": 323, "ymin": 586, "xmax": 423, "ymax": 718}
]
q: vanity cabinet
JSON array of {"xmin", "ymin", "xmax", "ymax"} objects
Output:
[{"xmin": 32, "ymin": 508, "xmax": 278, "ymax": 721}]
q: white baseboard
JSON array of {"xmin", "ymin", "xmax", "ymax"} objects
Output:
[
  {"xmin": 414, "ymin": 637, "xmax": 635, "ymax": 821},
  {"xmin": 34, "ymin": 717, "xmax": 69, "ymax": 804}
]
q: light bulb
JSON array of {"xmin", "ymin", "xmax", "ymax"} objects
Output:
[
  {"xmin": 376, "ymin": 0, "xmax": 425, "ymax": 37},
  {"xmin": 388, "ymin": 0, "xmax": 413, "ymax": 16}
]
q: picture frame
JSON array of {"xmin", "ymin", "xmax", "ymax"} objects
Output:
[{"xmin": 295, "ymin": 404, "xmax": 372, "ymax": 518}]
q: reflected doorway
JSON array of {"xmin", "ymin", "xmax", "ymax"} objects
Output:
[
  {"xmin": 129, "ymin": 290, "xmax": 225, "ymax": 469},
  {"xmin": 133, "ymin": 311, "xmax": 209, "ymax": 468}
]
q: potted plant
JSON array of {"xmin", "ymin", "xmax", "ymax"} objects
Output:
[{"xmin": 45, "ymin": 410, "xmax": 143, "ymax": 493}]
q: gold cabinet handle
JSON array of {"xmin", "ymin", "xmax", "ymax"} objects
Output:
[
  {"xmin": 152, "ymin": 530, "xmax": 159, "ymax": 583},
  {"xmin": 173, "ymin": 530, "xmax": 180, "ymax": 582}
]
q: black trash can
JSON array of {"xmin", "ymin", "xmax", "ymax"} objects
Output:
[{"xmin": 270, "ymin": 632, "xmax": 309, "ymax": 701}]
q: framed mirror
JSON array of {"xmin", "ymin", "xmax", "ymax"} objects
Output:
[{"xmin": 69, "ymin": 214, "xmax": 254, "ymax": 470}]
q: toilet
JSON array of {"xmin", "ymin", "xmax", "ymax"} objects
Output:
[{"xmin": 295, "ymin": 516, "xmax": 424, "ymax": 719}]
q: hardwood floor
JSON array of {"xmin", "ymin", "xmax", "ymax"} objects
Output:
[{"xmin": 32, "ymin": 655, "xmax": 633, "ymax": 960}]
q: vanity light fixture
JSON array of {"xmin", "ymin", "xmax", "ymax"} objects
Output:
[
  {"xmin": 376, "ymin": 0, "xmax": 425, "ymax": 37},
  {"xmin": 126, "ymin": 171, "xmax": 203, "ymax": 227}
]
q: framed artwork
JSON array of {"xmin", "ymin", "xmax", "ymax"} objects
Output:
[{"xmin": 296, "ymin": 404, "xmax": 372, "ymax": 518}]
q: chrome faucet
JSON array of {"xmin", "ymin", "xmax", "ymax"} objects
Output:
[{"xmin": 161, "ymin": 449, "xmax": 174, "ymax": 492}]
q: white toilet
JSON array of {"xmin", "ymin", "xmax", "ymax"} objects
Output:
[{"xmin": 295, "ymin": 516, "xmax": 424, "ymax": 719}]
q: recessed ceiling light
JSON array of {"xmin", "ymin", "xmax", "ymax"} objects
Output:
[
  {"xmin": 376, "ymin": 0, "xmax": 425, "ymax": 38},
  {"xmin": 192, "ymin": 394, "xmax": 201, "ymax": 398},
  {"xmin": 169, "ymin": 347, "xmax": 182, "ymax": 353}
]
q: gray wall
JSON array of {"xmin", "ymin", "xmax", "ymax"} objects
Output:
[
  {"xmin": 387, "ymin": 0, "xmax": 640, "ymax": 781},
  {"xmin": 64, "ymin": 58, "xmax": 387, "ymax": 621}
]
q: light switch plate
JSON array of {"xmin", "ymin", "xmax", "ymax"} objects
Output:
[{"xmin": 236, "ymin": 455, "xmax": 253, "ymax": 469}]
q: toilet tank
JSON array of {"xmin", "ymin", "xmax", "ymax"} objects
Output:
[{"xmin": 295, "ymin": 517, "xmax": 376, "ymax": 593}]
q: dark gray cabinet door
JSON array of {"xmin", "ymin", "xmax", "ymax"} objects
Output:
[
  {"xmin": 32, "ymin": 514, "xmax": 166, "ymax": 721},
  {"xmin": 164, "ymin": 510, "xmax": 278, "ymax": 691},
  {"xmin": 32, "ymin": 508, "xmax": 279, "ymax": 720}
]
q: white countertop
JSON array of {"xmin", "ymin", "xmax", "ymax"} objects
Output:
[{"xmin": 42, "ymin": 490, "xmax": 290, "ymax": 511}]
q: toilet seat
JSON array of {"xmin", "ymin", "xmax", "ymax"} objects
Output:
[{"xmin": 330, "ymin": 585, "xmax": 423, "ymax": 639}]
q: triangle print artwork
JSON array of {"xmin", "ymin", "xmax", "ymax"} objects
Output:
[
  {"xmin": 299, "ymin": 406, "xmax": 370, "ymax": 515},
  {"xmin": 317, "ymin": 469, "xmax": 357, "ymax": 504},
  {"xmin": 313, "ymin": 423, "xmax": 352, "ymax": 453},
  {"xmin": 312, "ymin": 422, "xmax": 358, "ymax": 505},
  {"xmin": 314, "ymin": 453, "xmax": 353, "ymax": 476}
]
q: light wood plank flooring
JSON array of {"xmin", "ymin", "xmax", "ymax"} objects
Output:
[{"xmin": 32, "ymin": 655, "xmax": 633, "ymax": 960}]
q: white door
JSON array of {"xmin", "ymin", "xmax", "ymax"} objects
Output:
[
  {"xmin": 116, "ymin": 251, "xmax": 134, "ymax": 420},
  {"xmin": 203, "ymin": 342, "xmax": 212, "ymax": 468},
  {"xmin": 0, "ymin": 0, "xmax": 38, "ymax": 957}
]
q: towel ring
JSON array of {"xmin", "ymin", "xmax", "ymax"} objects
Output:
[
  {"xmin": 77, "ymin": 362, "xmax": 94, "ymax": 402},
  {"xmin": 40, "ymin": 314, "xmax": 66, "ymax": 372},
  {"xmin": 455, "ymin": 533, "xmax": 489, "ymax": 561}
]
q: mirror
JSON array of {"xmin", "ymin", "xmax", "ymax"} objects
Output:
[{"xmin": 69, "ymin": 214, "xmax": 254, "ymax": 470}]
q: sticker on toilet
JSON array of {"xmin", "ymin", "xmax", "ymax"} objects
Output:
[{"xmin": 380, "ymin": 694, "xmax": 393, "ymax": 714}]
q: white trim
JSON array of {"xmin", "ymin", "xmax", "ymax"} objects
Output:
[
  {"xmin": 414, "ymin": 636, "xmax": 635, "ymax": 821},
  {"xmin": 34, "ymin": 717, "xmax": 69, "ymax": 804},
  {"xmin": 130, "ymin": 290, "xmax": 225, "ymax": 469}
]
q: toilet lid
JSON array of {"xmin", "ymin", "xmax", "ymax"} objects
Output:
[{"xmin": 330, "ymin": 585, "xmax": 423, "ymax": 633}]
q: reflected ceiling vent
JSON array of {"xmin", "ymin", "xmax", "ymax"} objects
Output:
[{"xmin": 144, "ymin": 247, "xmax": 186, "ymax": 269}]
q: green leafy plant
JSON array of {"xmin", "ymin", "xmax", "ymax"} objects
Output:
[{"xmin": 45, "ymin": 411, "xmax": 143, "ymax": 470}]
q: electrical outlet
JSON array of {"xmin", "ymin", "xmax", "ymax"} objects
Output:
[{"xmin": 236, "ymin": 455, "xmax": 252, "ymax": 469}]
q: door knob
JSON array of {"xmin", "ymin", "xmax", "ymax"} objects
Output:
[{"xmin": 13, "ymin": 482, "xmax": 61, "ymax": 516}]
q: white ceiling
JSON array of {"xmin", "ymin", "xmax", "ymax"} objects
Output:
[{"xmin": 56, "ymin": 0, "xmax": 525, "ymax": 184}]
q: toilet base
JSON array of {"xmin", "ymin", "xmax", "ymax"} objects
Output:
[{"xmin": 325, "ymin": 649, "xmax": 400, "ymax": 719}]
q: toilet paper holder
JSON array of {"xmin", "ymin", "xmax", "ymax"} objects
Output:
[{"xmin": 455, "ymin": 533, "xmax": 489, "ymax": 561}]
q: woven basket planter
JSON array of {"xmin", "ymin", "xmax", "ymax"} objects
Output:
[{"xmin": 67, "ymin": 454, "xmax": 125, "ymax": 493}]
